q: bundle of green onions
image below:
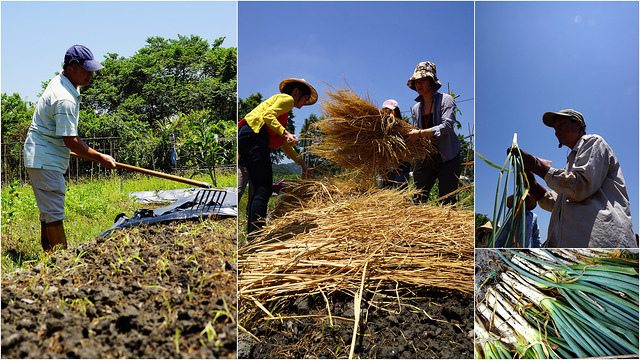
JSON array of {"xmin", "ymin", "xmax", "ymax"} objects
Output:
[
  {"xmin": 476, "ymin": 249, "xmax": 639, "ymax": 359},
  {"xmin": 488, "ymin": 134, "xmax": 530, "ymax": 248},
  {"xmin": 475, "ymin": 317, "xmax": 513, "ymax": 359}
]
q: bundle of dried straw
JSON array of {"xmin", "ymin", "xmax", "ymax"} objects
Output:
[
  {"xmin": 310, "ymin": 85, "xmax": 436, "ymax": 177},
  {"xmin": 239, "ymin": 182, "xmax": 474, "ymax": 304},
  {"xmin": 270, "ymin": 176, "xmax": 372, "ymax": 218}
]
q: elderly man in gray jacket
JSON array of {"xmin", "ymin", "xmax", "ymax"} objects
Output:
[{"xmin": 517, "ymin": 109, "xmax": 636, "ymax": 248}]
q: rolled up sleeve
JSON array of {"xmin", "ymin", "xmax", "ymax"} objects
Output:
[{"xmin": 538, "ymin": 189, "xmax": 558, "ymax": 212}]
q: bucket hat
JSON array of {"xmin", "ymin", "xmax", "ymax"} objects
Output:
[
  {"xmin": 542, "ymin": 109, "xmax": 585, "ymax": 128},
  {"xmin": 407, "ymin": 61, "xmax": 442, "ymax": 91},
  {"xmin": 64, "ymin": 45, "xmax": 104, "ymax": 72},
  {"xmin": 279, "ymin": 78, "xmax": 318, "ymax": 105},
  {"xmin": 382, "ymin": 99, "xmax": 399, "ymax": 110}
]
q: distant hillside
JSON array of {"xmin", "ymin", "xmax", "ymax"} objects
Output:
[{"xmin": 273, "ymin": 162, "xmax": 301, "ymax": 179}]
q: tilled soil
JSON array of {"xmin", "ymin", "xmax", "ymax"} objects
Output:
[
  {"xmin": 474, "ymin": 249, "xmax": 503, "ymax": 302},
  {"xmin": 239, "ymin": 288, "xmax": 474, "ymax": 359},
  {"xmin": 1, "ymin": 218, "xmax": 237, "ymax": 359}
]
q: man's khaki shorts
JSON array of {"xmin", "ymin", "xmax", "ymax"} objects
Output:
[{"xmin": 26, "ymin": 168, "xmax": 66, "ymax": 224}]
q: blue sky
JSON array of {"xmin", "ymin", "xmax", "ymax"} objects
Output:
[
  {"xmin": 475, "ymin": 1, "xmax": 639, "ymax": 242},
  {"xmin": 238, "ymin": 1, "xmax": 475, "ymax": 151},
  {"xmin": 1, "ymin": 1, "xmax": 237, "ymax": 102}
]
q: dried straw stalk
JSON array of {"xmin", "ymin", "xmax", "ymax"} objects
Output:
[
  {"xmin": 310, "ymin": 85, "xmax": 437, "ymax": 177},
  {"xmin": 239, "ymin": 185, "xmax": 474, "ymax": 305},
  {"xmin": 270, "ymin": 176, "xmax": 376, "ymax": 218}
]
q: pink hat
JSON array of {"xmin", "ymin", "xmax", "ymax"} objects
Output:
[{"xmin": 382, "ymin": 99, "xmax": 399, "ymax": 109}]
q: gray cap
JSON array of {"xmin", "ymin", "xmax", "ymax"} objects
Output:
[{"xmin": 542, "ymin": 109, "xmax": 585, "ymax": 128}]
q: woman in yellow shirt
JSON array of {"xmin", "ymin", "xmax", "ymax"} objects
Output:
[{"xmin": 238, "ymin": 78, "xmax": 317, "ymax": 234}]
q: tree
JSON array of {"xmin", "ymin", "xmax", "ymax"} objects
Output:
[
  {"xmin": 79, "ymin": 35, "xmax": 237, "ymax": 173},
  {"xmin": 82, "ymin": 34, "xmax": 236, "ymax": 127},
  {"xmin": 1, "ymin": 93, "xmax": 33, "ymax": 145},
  {"xmin": 1, "ymin": 93, "xmax": 35, "ymax": 183},
  {"xmin": 475, "ymin": 213, "xmax": 491, "ymax": 229},
  {"xmin": 299, "ymin": 113, "xmax": 339, "ymax": 174}
]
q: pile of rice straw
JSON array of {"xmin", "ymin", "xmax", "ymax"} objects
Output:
[
  {"xmin": 240, "ymin": 181, "xmax": 474, "ymax": 304},
  {"xmin": 309, "ymin": 85, "xmax": 437, "ymax": 177},
  {"xmin": 270, "ymin": 175, "xmax": 372, "ymax": 218}
]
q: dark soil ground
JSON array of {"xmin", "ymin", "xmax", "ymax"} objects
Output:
[
  {"xmin": 474, "ymin": 249, "xmax": 504, "ymax": 302},
  {"xmin": 239, "ymin": 287, "xmax": 474, "ymax": 359},
  {"xmin": 1, "ymin": 218, "xmax": 237, "ymax": 359}
]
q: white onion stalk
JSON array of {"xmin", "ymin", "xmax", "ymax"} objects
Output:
[
  {"xmin": 476, "ymin": 302, "xmax": 518, "ymax": 346},
  {"xmin": 475, "ymin": 317, "xmax": 512, "ymax": 359},
  {"xmin": 501, "ymin": 271, "xmax": 552, "ymax": 306},
  {"xmin": 484, "ymin": 287, "xmax": 554, "ymax": 358},
  {"xmin": 510, "ymin": 255, "xmax": 553, "ymax": 284}
]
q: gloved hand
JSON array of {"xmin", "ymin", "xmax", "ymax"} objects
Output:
[
  {"xmin": 525, "ymin": 171, "xmax": 548, "ymax": 201},
  {"xmin": 508, "ymin": 148, "xmax": 552, "ymax": 178}
]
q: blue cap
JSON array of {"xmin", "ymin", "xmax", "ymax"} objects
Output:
[{"xmin": 64, "ymin": 45, "xmax": 104, "ymax": 72}]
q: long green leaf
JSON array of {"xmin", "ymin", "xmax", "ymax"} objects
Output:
[
  {"xmin": 476, "ymin": 151, "xmax": 510, "ymax": 171},
  {"xmin": 556, "ymin": 295, "xmax": 638, "ymax": 354}
]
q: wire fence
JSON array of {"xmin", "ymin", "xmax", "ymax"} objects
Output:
[{"xmin": 1, "ymin": 136, "xmax": 237, "ymax": 187}]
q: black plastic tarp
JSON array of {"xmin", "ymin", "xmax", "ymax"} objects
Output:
[{"xmin": 98, "ymin": 187, "xmax": 237, "ymax": 238}]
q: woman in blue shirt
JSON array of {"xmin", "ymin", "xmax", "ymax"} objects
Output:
[{"xmin": 405, "ymin": 61, "xmax": 461, "ymax": 205}]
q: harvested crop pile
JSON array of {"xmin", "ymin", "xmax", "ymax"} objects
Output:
[
  {"xmin": 239, "ymin": 182, "xmax": 474, "ymax": 358},
  {"xmin": 1, "ymin": 219, "xmax": 237, "ymax": 359},
  {"xmin": 270, "ymin": 175, "xmax": 371, "ymax": 218},
  {"xmin": 310, "ymin": 85, "xmax": 437, "ymax": 177},
  {"xmin": 475, "ymin": 249, "xmax": 639, "ymax": 359},
  {"xmin": 241, "ymin": 185, "xmax": 473, "ymax": 300}
]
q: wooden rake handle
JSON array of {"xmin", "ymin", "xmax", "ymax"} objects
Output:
[{"xmin": 70, "ymin": 152, "xmax": 212, "ymax": 188}]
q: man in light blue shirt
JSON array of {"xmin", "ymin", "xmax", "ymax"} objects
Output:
[{"xmin": 24, "ymin": 45, "xmax": 116, "ymax": 251}]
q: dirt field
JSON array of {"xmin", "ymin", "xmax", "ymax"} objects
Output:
[
  {"xmin": 1, "ymin": 218, "xmax": 237, "ymax": 359},
  {"xmin": 239, "ymin": 287, "xmax": 474, "ymax": 359}
]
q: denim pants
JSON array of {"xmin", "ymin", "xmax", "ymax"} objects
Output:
[
  {"xmin": 238, "ymin": 124, "xmax": 272, "ymax": 233},
  {"xmin": 413, "ymin": 151, "xmax": 461, "ymax": 205},
  {"xmin": 378, "ymin": 170, "xmax": 411, "ymax": 190}
]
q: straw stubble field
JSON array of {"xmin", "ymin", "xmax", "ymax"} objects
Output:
[{"xmin": 238, "ymin": 179, "xmax": 475, "ymax": 358}]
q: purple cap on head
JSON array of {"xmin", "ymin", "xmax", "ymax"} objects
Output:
[{"xmin": 64, "ymin": 45, "xmax": 104, "ymax": 72}]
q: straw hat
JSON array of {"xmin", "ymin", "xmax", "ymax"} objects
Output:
[
  {"xmin": 407, "ymin": 61, "xmax": 442, "ymax": 91},
  {"xmin": 279, "ymin": 78, "xmax": 318, "ymax": 105},
  {"xmin": 478, "ymin": 221, "xmax": 493, "ymax": 231}
]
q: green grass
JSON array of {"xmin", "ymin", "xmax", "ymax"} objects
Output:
[{"xmin": 1, "ymin": 170, "xmax": 236, "ymax": 273}]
